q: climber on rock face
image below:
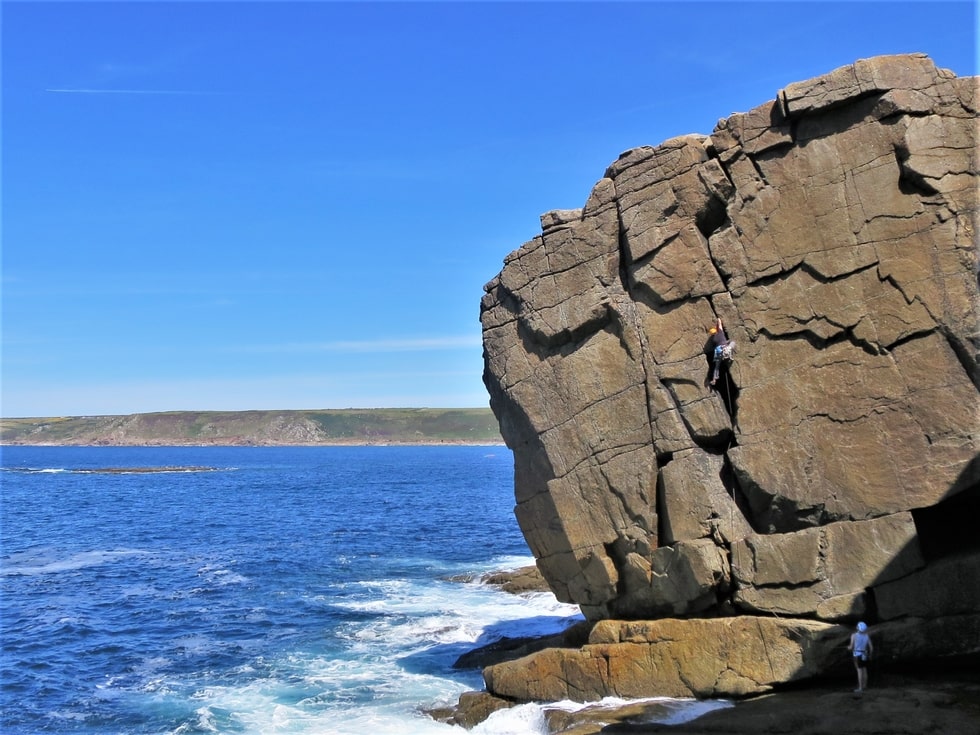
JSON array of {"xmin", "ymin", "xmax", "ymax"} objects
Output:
[{"xmin": 706, "ymin": 317, "xmax": 734, "ymax": 387}]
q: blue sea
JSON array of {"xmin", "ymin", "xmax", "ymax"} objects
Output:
[{"xmin": 1, "ymin": 446, "xmax": 728, "ymax": 734}]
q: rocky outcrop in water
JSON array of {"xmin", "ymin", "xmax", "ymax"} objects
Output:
[{"xmin": 478, "ymin": 54, "xmax": 978, "ymax": 703}]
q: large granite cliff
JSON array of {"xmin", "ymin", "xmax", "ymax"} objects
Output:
[{"xmin": 479, "ymin": 54, "xmax": 978, "ymax": 702}]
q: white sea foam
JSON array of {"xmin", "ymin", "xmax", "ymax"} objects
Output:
[
  {"xmin": 471, "ymin": 553, "xmax": 539, "ymax": 573},
  {"xmin": 0, "ymin": 466, "xmax": 71, "ymax": 474},
  {"xmin": 161, "ymin": 567, "xmax": 728, "ymax": 735},
  {"xmin": 157, "ymin": 566, "xmax": 586, "ymax": 734},
  {"xmin": 0, "ymin": 548, "xmax": 150, "ymax": 576},
  {"xmin": 471, "ymin": 696, "xmax": 734, "ymax": 734},
  {"xmin": 546, "ymin": 695, "xmax": 734, "ymax": 723},
  {"xmin": 477, "ymin": 704, "xmax": 553, "ymax": 735},
  {"xmin": 331, "ymin": 575, "xmax": 583, "ymax": 660},
  {"xmin": 0, "ymin": 465, "xmax": 230, "ymax": 475},
  {"xmin": 195, "ymin": 563, "xmax": 250, "ymax": 586},
  {"xmin": 171, "ymin": 672, "xmax": 467, "ymax": 735}
]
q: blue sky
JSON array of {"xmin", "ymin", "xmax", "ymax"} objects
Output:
[{"xmin": 2, "ymin": 1, "xmax": 975, "ymax": 417}]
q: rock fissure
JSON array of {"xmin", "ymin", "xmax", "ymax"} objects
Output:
[
  {"xmin": 883, "ymin": 327, "xmax": 936, "ymax": 353},
  {"xmin": 610, "ymin": 298, "xmax": 663, "ymax": 451},
  {"xmin": 939, "ymin": 326, "xmax": 980, "ymax": 392},
  {"xmin": 755, "ymin": 325, "xmax": 880, "ymax": 357}
]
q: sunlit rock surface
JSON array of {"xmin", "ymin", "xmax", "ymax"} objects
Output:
[{"xmin": 479, "ymin": 54, "xmax": 978, "ymax": 703}]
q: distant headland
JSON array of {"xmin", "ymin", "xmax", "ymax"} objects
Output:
[{"xmin": 0, "ymin": 408, "xmax": 504, "ymax": 446}]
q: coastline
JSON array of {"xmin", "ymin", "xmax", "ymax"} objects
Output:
[
  {"xmin": 0, "ymin": 408, "xmax": 506, "ymax": 447},
  {"xmin": 1, "ymin": 439, "xmax": 507, "ymax": 447},
  {"xmin": 610, "ymin": 664, "xmax": 980, "ymax": 735},
  {"xmin": 461, "ymin": 567, "xmax": 980, "ymax": 734}
]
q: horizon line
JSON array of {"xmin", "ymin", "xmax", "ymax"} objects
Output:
[{"xmin": 1, "ymin": 406, "xmax": 495, "ymax": 420}]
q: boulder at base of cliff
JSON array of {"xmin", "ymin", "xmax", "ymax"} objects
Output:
[
  {"xmin": 484, "ymin": 617, "xmax": 843, "ymax": 702},
  {"xmin": 479, "ymin": 613, "xmax": 980, "ymax": 708}
]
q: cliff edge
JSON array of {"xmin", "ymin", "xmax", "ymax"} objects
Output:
[{"xmin": 479, "ymin": 54, "xmax": 978, "ymax": 704}]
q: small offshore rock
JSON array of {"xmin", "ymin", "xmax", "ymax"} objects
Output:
[
  {"xmin": 453, "ymin": 620, "xmax": 591, "ymax": 670},
  {"xmin": 440, "ymin": 691, "xmax": 514, "ymax": 729},
  {"xmin": 480, "ymin": 564, "xmax": 551, "ymax": 594}
]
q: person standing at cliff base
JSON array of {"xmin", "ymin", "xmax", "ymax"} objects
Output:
[{"xmin": 848, "ymin": 621, "xmax": 874, "ymax": 692}]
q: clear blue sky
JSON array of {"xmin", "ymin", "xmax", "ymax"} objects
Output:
[{"xmin": 2, "ymin": 1, "xmax": 975, "ymax": 417}]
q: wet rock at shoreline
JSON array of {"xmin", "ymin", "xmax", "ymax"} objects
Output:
[
  {"xmin": 601, "ymin": 663, "xmax": 980, "ymax": 735},
  {"xmin": 479, "ymin": 564, "xmax": 552, "ymax": 594}
]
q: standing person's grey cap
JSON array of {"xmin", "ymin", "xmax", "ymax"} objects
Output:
[{"xmin": 857, "ymin": 621, "xmax": 868, "ymax": 632}]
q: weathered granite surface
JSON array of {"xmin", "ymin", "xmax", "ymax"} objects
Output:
[
  {"xmin": 593, "ymin": 663, "xmax": 980, "ymax": 735},
  {"xmin": 443, "ymin": 667, "xmax": 980, "ymax": 735},
  {"xmin": 477, "ymin": 53, "xmax": 978, "ymax": 707}
]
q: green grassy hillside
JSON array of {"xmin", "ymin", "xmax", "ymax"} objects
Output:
[{"xmin": 0, "ymin": 408, "xmax": 504, "ymax": 446}]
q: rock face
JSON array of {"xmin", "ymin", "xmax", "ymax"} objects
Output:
[
  {"xmin": 479, "ymin": 54, "xmax": 978, "ymax": 700},
  {"xmin": 484, "ymin": 617, "xmax": 843, "ymax": 701}
]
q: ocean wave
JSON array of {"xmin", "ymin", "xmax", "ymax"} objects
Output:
[
  {"xmin": 0, "ymin": 465, "xmax": 232, "ymax": 475},
  {"xmin": 0, "ymin": 549, "xmax": 151, "ymax": 576},
  {"xmin": 472, "ymin": 696, "xmax": 735, "ymax": 734},
  {"xmin": 195, "ymin": 564, "xmax": 250, "ymax": 587},
  {"xmin": 0, "ymin": 466, "xmax": 71, "ymax": 474}
]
